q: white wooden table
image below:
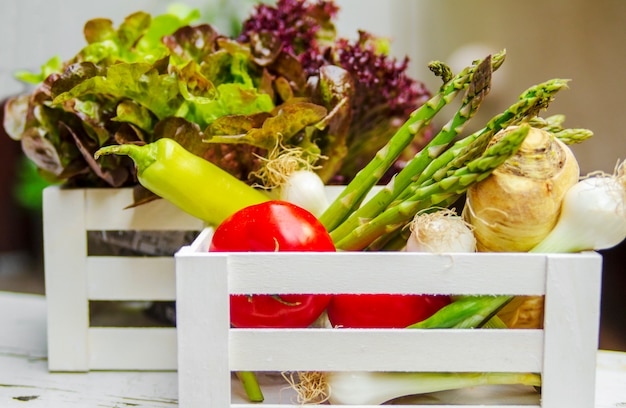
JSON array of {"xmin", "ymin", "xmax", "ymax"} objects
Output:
[{"xmin": 1, "ymin": 290, "xmax": 625, "ymax": 407}]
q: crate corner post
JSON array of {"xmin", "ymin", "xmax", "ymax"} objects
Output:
[
  {"xmin": 43, "ymin": 186, "xmax": 90, "ymax": 372},
  {"xmin": 176, "ymin": 250, "xmax": 231, "ymax": 407},
  {"xmin": 541, "ymin": 252, "xmax": 602, "ymax": 408}
]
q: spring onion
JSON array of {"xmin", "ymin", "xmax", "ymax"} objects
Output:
[{"xmin": 531, "ymin": 160, "xmax": 626, "ymax": 253}]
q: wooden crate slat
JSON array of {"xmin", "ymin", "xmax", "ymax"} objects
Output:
[
  {"xmin": 43, "ymin": 187, "xmax": 90, "ymax": 372},
  {"xmin": 176, "ymin": 253, "xmax": 230, "ymax": 408},
  {"xmin": 84, "ymin": 188, "xmax": 204, "ymax": 231},
  {"xmin": 86, "ymin": 257, "xmax": 175, "ymax": 300},
  {"xmin": 540, "ymin": 253, "xmax": 602, "ymax": 408},
  {"xmin": 183, "ymin": 251, "xmax": 548, "ymax": 296},
  {"xmin": 88, "ymin": 327, "xmax": 177, "ymax": 370},
  {"xmin": 228, "ymin": 328, "xmax": 544, "ymax": 372}
]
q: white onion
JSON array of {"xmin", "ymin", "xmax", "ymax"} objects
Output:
[
  {"xmin": 279, "ymin": 170, "xmax": 329, "ymax": 217},
  {"xmin": 531, "ymin": 172, "xmax": 626, "ymax": 253}
]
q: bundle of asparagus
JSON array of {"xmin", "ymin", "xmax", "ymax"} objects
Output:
[{"xmin": 320, "ymin": 50, "xmax": 577, "ymax": 253}]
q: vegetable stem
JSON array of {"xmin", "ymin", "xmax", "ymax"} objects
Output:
[
  {"xmin": 407, "ymin": 295, "xmax": 512, "ymax": 329},
  {"xmin": 326, "ymin": 371, "xmax": 541, "ymax": 405},
  {"xmin": 236, "ymin": 371, "xmax": 265, "ymax": 402}
]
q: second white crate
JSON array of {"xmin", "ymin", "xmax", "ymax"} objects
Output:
[{"xmin": 43, "ymin": 186, "xmax": 205, "ymax": 371}]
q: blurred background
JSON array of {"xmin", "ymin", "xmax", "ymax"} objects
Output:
[{"xmin": 1, "ymin": 0, "xmax": 624, "ymax": 349}]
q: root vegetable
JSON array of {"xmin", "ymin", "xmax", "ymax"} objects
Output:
[
  {"xmin": 278, "ymin": 170, "xmax": 329, "ymax": 217},
  {"xmin": 463, "ymin": 125, "xmax": 580, "ymax": 252}
]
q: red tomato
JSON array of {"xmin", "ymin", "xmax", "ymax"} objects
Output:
[
  {"xmin": 209, "ymin": 201, "xmax": 334, "ymax": 328},
  {"xmin": 327, "ymin": 293, "xmax": 452, "ymax": 328}
]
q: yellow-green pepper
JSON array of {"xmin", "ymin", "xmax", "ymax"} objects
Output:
[{"xmin": 95, "ymin": 138, "xmax": 269, "ymax": 226}]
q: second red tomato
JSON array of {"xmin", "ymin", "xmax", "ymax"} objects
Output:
[{"xmin": 327, "ymin": 293, "xmax": 452, "ymax": 328}]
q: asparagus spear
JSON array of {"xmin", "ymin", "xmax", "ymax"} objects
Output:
[
  {"xmin": 333, "ymin": 125, "xmax": 531, "ymax": 251},
  {"xmin": 331, "ymin": 78, "xmax": 570, "ymax": 247},
  {"xmin": 402, "ymin": 78, "xmax": 571, "ymax": 198},
  {"xmin": 318, "ymin": 51, "xmax": 507, "ymax": 232},
  {"xmin": 529, "ymin": 115, "xmax": 593, "ymax": 145},
  {"xmin": 326, "ymin": 52, "xmax": 496, "ymax": 242}
]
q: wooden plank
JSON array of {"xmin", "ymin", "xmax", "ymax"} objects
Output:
[
  {"xmin": 43, "ymin": 187, "xmax": 90, "ymax": 371},
  {"xmin": 228, "ymin": 328, "xmax": 544, "ymax": 372},
  {"xmin": 541, "ymin": 252, "xmax": 602, "ymax": 408},
  {"xmin": 185, "ymin": 251, "xmax": 548, "ymax": 296},
  {"xmin": 86, "ymin": 257, "xmax": 175, "ymax": 300},
  {"xmin": 176, "ymin": 253, "xmax": 232, "ymax": 407},
  {"xmin": 88, "ymin": 327, "xmax": 177, "ymax": 370},
  {"xmin": 84, "ymin": 188, "xmax": 205, "ymax": 231}
]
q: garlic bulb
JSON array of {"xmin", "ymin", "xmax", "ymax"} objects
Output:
[{"xmin": 406, "ymin": 209, "xmax": 476, "ymax": 253}]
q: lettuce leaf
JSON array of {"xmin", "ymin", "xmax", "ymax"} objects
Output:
[{"xmin": 4, "ymin": 1, "xmax": 431, "ymax": 191}]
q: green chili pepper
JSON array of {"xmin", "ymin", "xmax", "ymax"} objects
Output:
[{"xmin": 95, "ymin": 138, "xmax": 269, "ymax": 226}]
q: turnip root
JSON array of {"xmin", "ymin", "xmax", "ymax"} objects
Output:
[{"xmin": 463, "ymin": 125, "xmax": 580, "ymax": 252}]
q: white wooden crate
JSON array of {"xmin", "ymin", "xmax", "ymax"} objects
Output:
[
  {"xmin": 42, "ymin": 185, "xmax": 205, "ymax": 371},
  {"xmin": 175, "ymin": 228, "xmax": 602, "ymax": 407}
]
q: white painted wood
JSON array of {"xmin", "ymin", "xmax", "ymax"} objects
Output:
[
  {"xmin": 42, "ymin": 185, "xmax": 204, "ymax": 371},
  {"xmin": 88, "ymin": 328, "xmax": 177, "ymax": 370},
  {"xmin": 43, "ymin": 187, "xmax": 90, "ymax": 371},
  {"xmin": 86, "ymin": 257, "xmax": 175, "ymax": 300},
  {"xmin": 187, "ymin": 227, "xmax": 214, "ymax": 253},
  {"xmin": 176, "ymin": 252, "xmax": 231, "ymax": 408},
  {"xmin": 175, "ymin": 233, "xmax": 604, "ymax": 407},
  {"xmin": 188, "ymin": 230, "xmax": 547, "ymax": 296},
  {"xmin": 225, "ymin": 252, "xmax": 547, "ymax": 295},
  {"xmin": 228, "ymin": 329, "xmax": 543, "ymax": 372},
  {"xmin": 84, "ymin": 188, "xmax": 205, "ymax": 231},
  {"xmin": 541, "ymin": 253, "xmax": 603, "ymax": 408}
]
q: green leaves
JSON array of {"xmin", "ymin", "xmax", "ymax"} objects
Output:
[
  {"xmin": 206, "ymin": 102, "xmax": 327, "ymax": 149},
  {"xmin": 52, "ymin": 62, "xmax": 183, "ymax": 120},
  {"xmin": 5, "ymin": 2, "xmax": 427, "ymax": 191}
]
